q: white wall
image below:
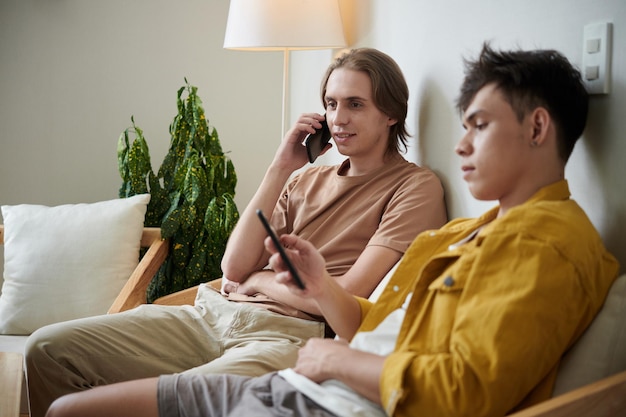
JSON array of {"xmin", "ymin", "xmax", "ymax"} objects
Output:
[
  {"xmin": 0, "ymin": 0, "xmax": 289, "ymax": 285},
  {"xmin": 1, "ymin": 0, "xmax": 625, "ymax": 272},
  {"xmin": 0, "ymin": 0, "xmax": 282, "ymax": 211},
  {"xmin": 291, "ymin": 0, "xmax": 626, "ymax": 271}
]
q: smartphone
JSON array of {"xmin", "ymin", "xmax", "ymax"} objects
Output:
[
  {"xmin": 256, "ymin": 209, "xmax": 306, "ymax": 289},
  {"xmin": 303, "ymin": 117, "xmax": 331, "ymax": 163}
]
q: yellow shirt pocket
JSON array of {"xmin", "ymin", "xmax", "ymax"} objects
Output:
[{"xmin": 423, "ymin": 267, "xmax": 468, "ymax": 351}]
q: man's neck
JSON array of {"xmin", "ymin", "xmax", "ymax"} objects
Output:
[
  {"xmin": 497, "ymin": 171, "xmax": 565, "ymax": 218},
  {"xmin": 341, "ymin": 153, "xmax": 401, "ymax": 177}
]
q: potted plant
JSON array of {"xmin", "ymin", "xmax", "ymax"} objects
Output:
[{"xmin": 117, "ymin": 79, "xmax": 239, "ymax": 302}]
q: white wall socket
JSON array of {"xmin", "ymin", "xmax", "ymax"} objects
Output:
[{"xmin": 582, "ymin": 22, "xmax": 612, "ymax": 95}]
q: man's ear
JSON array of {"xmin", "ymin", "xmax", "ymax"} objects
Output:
[
  {"xmin": 530, "ymin": 107, "xmax": 551, "ymax": 146},
  {"xmin": 387, "ymin": 117, "xmax": 398, "ymax": 127}
]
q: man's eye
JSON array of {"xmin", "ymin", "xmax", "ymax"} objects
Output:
[
  {"xmin": 476, "ymin": 123, "xmax": 487, "ymax": 130},
  {"xmin": 326, "ymin": 102, "xmax": 337, "ymax": 110},
  {"xmin": 350, "ymin": 102, "xmax": 362, "ymax": 108}
]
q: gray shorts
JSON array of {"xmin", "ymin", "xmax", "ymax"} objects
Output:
[{"xmin": 158, "ymin": 372, "xmax": 336, "ymax": 417}]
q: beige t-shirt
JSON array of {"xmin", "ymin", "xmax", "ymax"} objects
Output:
[
  {"xmin": 271, "ymin": 157, "xmax": 446, "ymax": 277},
  {"xmin": 224, "ymin": 156, "xmax": 446, "ymax": 318}
]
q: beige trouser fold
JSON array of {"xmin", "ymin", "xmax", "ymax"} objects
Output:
[{"xmin": 25, "ymin": 284, "xmax": 324, "ymax": 417}]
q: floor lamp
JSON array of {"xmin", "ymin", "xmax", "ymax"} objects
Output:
[{"xmin": 223, "ymin": 0, "xmax": 346, "ymax": 135}]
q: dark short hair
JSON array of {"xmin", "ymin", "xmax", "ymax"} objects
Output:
[
  {"xmin": 456, "ymin": 43, "xmax": 589, "ymax": 162},
  {"xmin": 320, "ymin": 48, "xmax": 410, "ymax": 155}
]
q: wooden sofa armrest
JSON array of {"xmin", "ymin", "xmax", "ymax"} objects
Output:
[
  {"xmin": 107, "ymin": 227, "xmax": 169, "ymax": 314},
  {"xmin": 152, "ymin": 279, "xmax": 222, "ymax": 307},
  {"xmin": 152, "ymin": 285, "xmax": 201, "ymax": 306},
  {"xmin": 508, "ymin": 370, "xmax": 626, "ymax": 417},
  {"xmin": 0, "ymin": 351, "xmax": 23, "ymax": 417}
]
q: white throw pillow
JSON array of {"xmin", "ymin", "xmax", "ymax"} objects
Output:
[{"xmin": 0, "ymin": 194, "xmax": 150, "ymax": 335}]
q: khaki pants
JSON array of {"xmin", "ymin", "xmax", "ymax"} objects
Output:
[{"xmin": 25, "ymin": 285, "xmax": 325, "ymax": 417}]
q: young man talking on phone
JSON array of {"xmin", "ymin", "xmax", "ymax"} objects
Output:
[
  {"xmin": 26, "ymin": 48, "xmax": 447, "ymax": 417},
  {"xmin": 44, "ymin": 44, "xmax": 618, "ymax": 417}
]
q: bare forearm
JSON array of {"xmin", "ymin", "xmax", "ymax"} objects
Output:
[
  {"xmin": 294, "ymin": 339, "xmax": 385, "ymax": 405},
  {"xmin": 330, "ymin": 349, "xmax": 385, "ymax": 404},
  {"xmin": 222, "ymin": 114, "xmax": 320, "ymax": 281},
  {"xmin": 266, "ymin": 234, "xmax": 369, "ymax": 339},
  {"xmin": 313, "ymin": 275, "xmax": 363, "ymax": 339},
  {"xmin": 244, "ymin": 270, "xmax": 323, "ymax": 316},
  {"xmin": 221, "ymin": 166, "xmax": 293, "ymax": 282},
  {"xmin": 252, "ymin": 268, "xmax": 363, "ymax": 337}
]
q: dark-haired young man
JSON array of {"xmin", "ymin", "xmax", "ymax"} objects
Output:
[{"xmin": 45, "ymin": 44, "xmax": 618, "ymax": 417}]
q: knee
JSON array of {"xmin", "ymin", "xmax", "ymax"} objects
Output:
[
  {"xmin": 25, "ymin": 322, "xmax": 70, "ymax": 368},
  {"xmin": 25, "ymin": 326, "xmax": 51, "ymax": 364}
]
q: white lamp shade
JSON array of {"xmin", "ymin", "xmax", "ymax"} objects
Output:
[{"xmin": 224, "ymin": 0, "xmax": 346, "ymax": 50}]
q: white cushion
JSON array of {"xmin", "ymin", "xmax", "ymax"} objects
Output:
[
  {"xmin": 0, "ymin": 194, "xmax": 150, "ymax": 335},
  {"xmin": 553, "ymin": 273, "xmax": 626, "ymax": 396}
]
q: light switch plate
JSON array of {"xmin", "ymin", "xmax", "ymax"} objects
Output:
[{"xmin": 582, "ymin": 22, "xmax": 612, "ymax": 94}]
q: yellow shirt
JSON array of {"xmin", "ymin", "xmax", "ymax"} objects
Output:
[{"xmin": 355, "ymin": 180, "xmax": 619, "ymax": 417}]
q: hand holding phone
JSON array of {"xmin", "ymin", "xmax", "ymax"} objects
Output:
[
  {"xmin": 303, "ymin": 116, "xmax": 331, "ymax": 163},
  {"xmin": 256, "ymin": 209, "xmax": 306, "ymax": 289}
]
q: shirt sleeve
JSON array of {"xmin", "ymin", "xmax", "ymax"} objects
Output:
[
  {"xmin": 368, "ymin": 169, "xmax": 447, "ymax": 254},
  {"xmin": 269, "ymin": 173, "xmax": 301, "ymax": 236}
]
